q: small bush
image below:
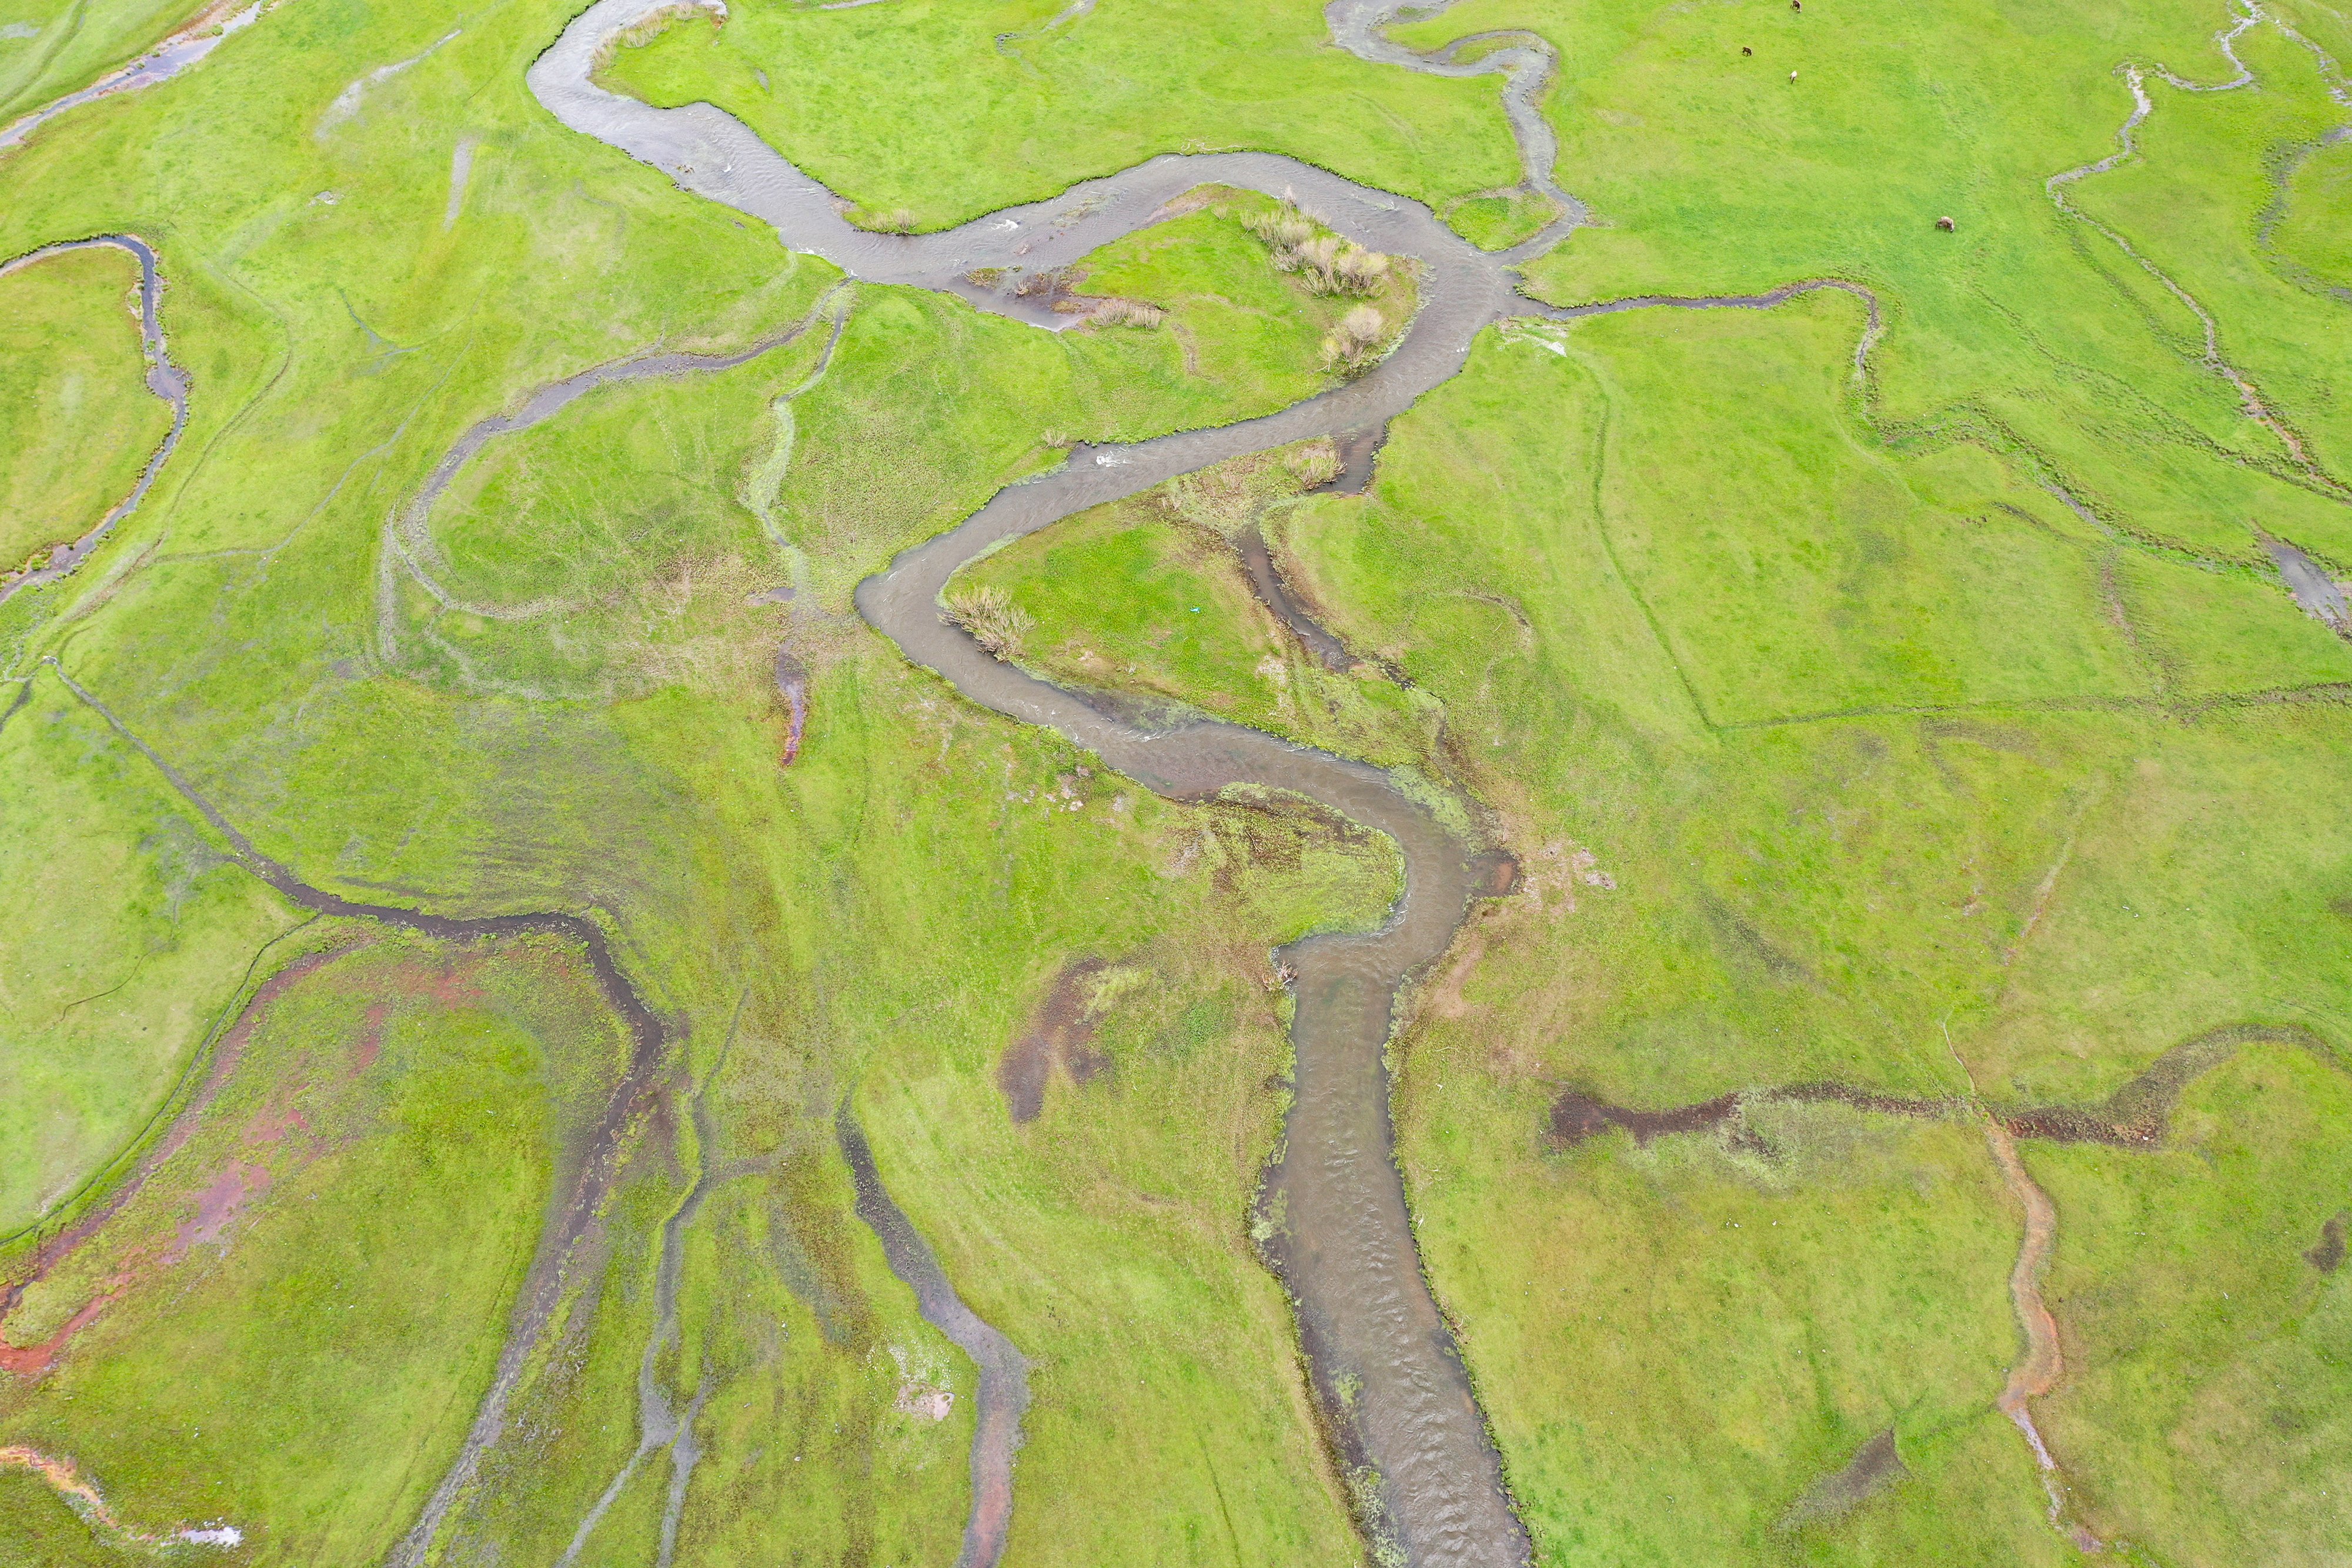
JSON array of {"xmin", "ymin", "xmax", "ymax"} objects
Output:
[
  {"xmin": 1090, "ymin": 297, "xmax": 1166, "ymax": 328},
  {"xmin": 1284, "ymin": 440, "xmax": 1341, "ymax": 489},
  {"xmin": 1322, "ymin": 305, "xmax": 1388, "ymax": 369},
  {"xmin": 944, "ymin": 584, "xmax": 1034, "ymax": 658}
]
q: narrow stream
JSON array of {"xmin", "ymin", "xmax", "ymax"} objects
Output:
[
  {"xmin": 0, "ymin": 235, "xmax": 188, "ymax": 606},
  {"xmin": 0, "ymin": 2, "xmax": 266, "ymax": 152},
  {"xmin": 836, "ymin": 1105, "xmax": 1033, "ymax": 1568}
]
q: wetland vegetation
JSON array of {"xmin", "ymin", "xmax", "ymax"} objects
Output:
[{"xmin": 2, "ymin": 0, "xmax": 2347, "ymax": 1562}]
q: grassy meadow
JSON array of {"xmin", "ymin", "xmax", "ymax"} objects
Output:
[
  {"xmin": 0, "ymin": 243, "xmax": 172, "ymax": 571},
  {"xmin": 1, "ymin": 0, "xmax": 2347, "ymax": 1562},
  {"xmin": 0, "ymin": 0, "xmax": 206, "ymax": 125}
]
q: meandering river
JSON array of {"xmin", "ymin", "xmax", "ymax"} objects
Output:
[{"xmin": 529, "ymin": 2, "xmax": 1548, "ymax": 1559}]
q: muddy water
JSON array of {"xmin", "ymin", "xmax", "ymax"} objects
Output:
[
  {"xmin": 533, "ymin": 1, "xmax": 1545, "ymax": 1558},
  {"xmin": 2264, "ymin": 537, "xmax": 2350, "ymax": 633},
  {"xmin": 0, "ymin": 235, "xmax": 188, "ymax": 607}
]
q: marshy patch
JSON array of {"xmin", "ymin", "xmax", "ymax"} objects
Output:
[
  {"xmin": 2308, "ymin": 1211, "xmax": 2348, "ymax": 1273},
  {"xmin": 1994, "ymin": 1022, "xmax": 2323, "ymax": 1146},
  {"xmin": 1546, "ymin": 1081, "xmax": 1957, "ymax": 1153},
  {"xmin": 998, "ymin": 957, "xmax": 1114, "ymax": 1124},
  {"xmin": 1778, "ymin": 1427, "xmax": 1907, "ymax": 1531}
]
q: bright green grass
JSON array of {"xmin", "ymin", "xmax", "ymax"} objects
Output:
[
  {"xmin": 998, "ymin": 310, "xmax": 2352, "ymax": 1555},
  {"xmin": 2029, "ymin": 1045, "xmax": 2352, "ymax": 1563},
  {"xmin": 1425, "ymin": 0, "xmax": 2352, "ymax": 567},
  {"xmin": 1322, "ymin": 330, "xmax": 2352, "ymax": 1556},
  {"xmin": 2270, "ymin": 136, "xmax": 2352, "ymax": 297},
  {"xmin": 0, "ymin": 243, "xmax": 172, "ymax": 571},
  {"xmin": 0, "ymin": 932, "xmax": 624, "ymax": 1562},
  {"xmin": 0, "ymin": 0, "xmax": 203, "ymax": 125},
  {"xmin": 1077, "ymin": 193, "xmax": 1404, "ymax": 404},
  {"xmin": 0, "ymin": 4, "xmax": 1404, "ymax": 1545},
  {"xmin": 0, "ymin": 670, "xmax": 298, "ymax": 1241},
  {"xmin": 2059, "ymin": 21, "xmax": 2352, "ymax": 545},
  {"xmin": 601, "ymin": 0, "xmax": 1519, "ymax": 231},
  {"xmin": 1405, "ymin": 1094, "xmax": 2060, "ymax": 1563}
]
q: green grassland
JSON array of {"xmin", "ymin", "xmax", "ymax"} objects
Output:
[
  {"xmin": 1, "ymin": 1, "xmax": 1401, "ymax": 1554},
  {"xmin": 600, "ymin": 0, "xmax": 1518, "ymax": 232},
  {"xmin": 963, "ymin": 203, "xmax": 2352, "ymax": 1558},
  {"xmin": 0, "ymin": 669, "xmax": 299, "ymax": 1242},
  {"xmin": 0, "ymin": 0, "xmax": 204, "ymax": 125},
  {"xmin": 0, "ymin": 243, "xmax": 173, "ymax": 571},
  {"xmin": 1, "ymin": 0, "xmax": 2348, "ymax": 1562},
  {"xmin": 0, "ymin": 929, "xmax": 631, "ymax": 1559}
]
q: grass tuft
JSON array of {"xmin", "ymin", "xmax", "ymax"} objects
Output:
[{"xmin": 943, "ymin": 583, "xmax": 1034, "ymax": 658}]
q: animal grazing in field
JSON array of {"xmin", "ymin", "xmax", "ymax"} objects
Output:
[{"xmin": 1937, "ymin": 215, "xmax": 1956, "ymax": 231}]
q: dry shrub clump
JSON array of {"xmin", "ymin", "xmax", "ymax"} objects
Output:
[
  {"xmin": 1154, "ymin": 443, "xmax": 1332, "ymax": 535},
  {"xmin": 593, "ymin": 1, "xmax": 720, "ymax": 75},
  {"xmin": 1283, "ymin": 438, "xmax": 1341, "ymax": 489},
  {"xmin": 944, "ymin": 584, "xmax": 1034, "ymax": 658},
  {"xmin": 1242, "ymin": 203, "xmax": 1391, "ymax": 296},
  {"xmin": 1087, "ymin": 297, "xmax": 1167, "ymax": 329},
  {"xmin": 1322, "ymin": 305, "xmax": 1388, "ymax": 369}
]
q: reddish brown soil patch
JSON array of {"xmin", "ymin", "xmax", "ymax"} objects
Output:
[
  {"xmin": 171, "ymin": 1162, "xmax": 272, "ymax": 1256},
  {"xmin": 998, "ymin": 957, "xmax": 1111, "ymax": 1124},
  {"xmin": 775, "ymin": 649, "xmax": 810, "ymax": 765},
  {"xmin": 1, "ymin": 947, "xmax": 343, "ymax": 1350},
  {"xmin": 352, "ymin": 1001, "xmax": 390, "ymax": 1076},
  {"xmin": 2308, "ymin": 1211, "xmax": 2348, "ymax": 1274},
  {"xmin": 2, "ymin": 943, "xmax": 493, "ymax": 1378}
]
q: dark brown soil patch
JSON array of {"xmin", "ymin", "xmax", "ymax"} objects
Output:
[
  {"xmin": 1550, "ymin": 1020, "xmax": 2337, "ymax": 1158},
  {"xmin": 997, "ymin": 1034, "xmax": 1051, "ymax": 1124},
  {"xmin": 1994, "ymin": 1022, "xmax": 2321, "ymax": 1146},
  {"xmin": 1548, "ymin": 1089, "xmax": 1740, "ymax": 1147},
  {"xmin": 1547, "ymin": 1081, "xmax": 1956, "ymax": 1150},
  {"xmin": 999, "ymin": 957, "xmax": 1111, "ymax": 1124},
  {"xmin": 2308, "ymin": 1211, "xmax": 2348, "ymax": 1274}
]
